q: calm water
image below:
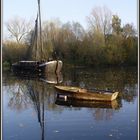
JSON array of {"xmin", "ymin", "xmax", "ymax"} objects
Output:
[{"xmin": 2, "ymin": 66, "xmax": 138, "ymax": 140}]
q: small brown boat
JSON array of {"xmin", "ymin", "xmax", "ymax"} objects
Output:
[{"xmin": 55, "ymin": 86, "xmax": 119, "ymax": 101}]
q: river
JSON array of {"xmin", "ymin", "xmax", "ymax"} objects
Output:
[{"xmin": 2, "ymin": 66, "xmax": 138, "ymax": 140}]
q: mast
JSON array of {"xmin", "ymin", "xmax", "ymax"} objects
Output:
[
  {"xmin": 35, "ymin": 14, "xmax": 38, "ymax": 60},
  {"xmin": 37, "ymin": 0, "xmax": 43, "ymax": 61}
]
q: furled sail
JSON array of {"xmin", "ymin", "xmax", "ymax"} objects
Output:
[{"xmin": 30, "ymin": 0, "xmax": 45, "ymax": 61}]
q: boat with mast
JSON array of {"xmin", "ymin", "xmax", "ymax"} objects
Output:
[{"xmin": 12, "ymin": 0, "xmax": 63, "ymax": 74}]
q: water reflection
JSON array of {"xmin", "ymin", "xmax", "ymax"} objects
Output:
[
  {"xmin": 12, "ymin": 71, "xmax": 63, "ymax": 84},
  {"xmin": 62, "ymin": 66, "xmax": 137, "ymax": 103},
  {"xmin": 91, "ymin": 108, "xmax": 116, "ymax": 121},
  {"xmin": 3, "ymin": 66, "xmax": 137, "ymax": 112},
  {"xmin": 2, "ymin": 66, "xmax": 138, "ymax": 140},
  {"xmin": 26, "ymin": 81, "xmax": 45, "ymax": 140},
  {"xmin": 3, "ymin": 72, "xmax": 64, "ymax": 140},
  {"xmin": 55, "ymin": 93, "xmax": 122, "ymax": 122},
  {"xmin": 55, "ymin": 98, "xmax": 122, "ymax": 109},
  {"xmin": 7, "ymin": 83, "xmax": 31, "ymax": 112}
]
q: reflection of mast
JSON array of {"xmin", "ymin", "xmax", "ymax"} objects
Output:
[
  {"xmin": 26, "ymin": 82, "xmax": 45, "ymax": 140},
  {"xmin": 27, "ymin": 85, "xmax": 41, "ymax": 123},
  {"xmin": 41, "ymin": 84, "xmax": 45, "ymax": 140}
]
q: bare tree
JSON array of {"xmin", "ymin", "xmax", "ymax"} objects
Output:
[
  {"xmin": 87, "ymin": 6, "xmax": 112, "ymax": 42},
  {"xmin": 71, "ymin": 22, "xmax": 85, "ymax": 40},
  {"xmin": 42, "ymin": 19, "xmax": 62, "ymax": 43},
  {"xmin": 5, "ymin": 17, "xmax": 32, "ymax": 43}
]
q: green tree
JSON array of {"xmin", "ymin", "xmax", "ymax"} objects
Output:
[
  {"xmin": 2, "ymin": 41, "xmax": 27, "ymax": 64},
  {"xmin": 122, "ymin": 23, "xmax": 136, "ymax": 38}
]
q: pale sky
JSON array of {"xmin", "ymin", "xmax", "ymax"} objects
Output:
[{"xmin": 3, "ymin": 0, "xmax": 138, "ymax": 38}]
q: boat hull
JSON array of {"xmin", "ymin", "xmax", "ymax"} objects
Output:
[
  {"xmin": 40, "ymin": 60, "xmax": 63, "ymax": 74},
  {"xmin": 12, "ymin": 60, "xmax": 63, "ymax": 74},
  {"xmin": 55, "ymin": 86, "xmax": 119, "ymax": 101}
]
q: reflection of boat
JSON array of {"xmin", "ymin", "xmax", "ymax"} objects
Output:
[
  {"xmin": 40, "ymin": 72, "xmax": 63, "ymax": 84},
  {"xmin": 12, "ymin": 71, "xmax": 63, "ymax": 84},
  {"xmin": 55, "ymin": 98, "xmax": 120, "ymax": 109},
  {"xmin": 55, "ymin": 86, "xmax": 119, "ymax": 101}
]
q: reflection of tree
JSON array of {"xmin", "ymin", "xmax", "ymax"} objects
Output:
[
  {"xmin": 121, "ymin": 84, "xmax": 138, "ymax": 102},
  {"xmin": 23, "ymin": 79, "xmax": 63, "ymax": 140},
  {"xmin": 3, "ymin": 66, "xmax": 137, "ymax": 125},
  {"xmin": 63, "ymin": 66, "xmax": 137, "ymax": 102},
  {"xmin": 4, "ymin": 72, "xmax": 64, "ymax": 113},
  {"xmin": 85, "ymin": 100, "xmax": 122, "ymax": 121},
  {"xmin": 7, "ymin": 83, "xmax": 31, "ymax": 112},
  {"xmin": 4, "ymin": 74, "xmax": 64, "ymax": 140},
  {"xmin": 7, "ymin": 79, "xmax": 46, "ymax": 139},
  {"xmin": 92, "ymin": 108, "xmax": 115, "ymax": 121}
]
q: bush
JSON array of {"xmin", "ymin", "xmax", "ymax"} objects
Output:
[
  {"xmin": 2, "ymin": 61, "xmax": 11, "ymax": 70},
  {"xmin": 2, "ymin": 41, "xmax": 28, "ymax": 64}
]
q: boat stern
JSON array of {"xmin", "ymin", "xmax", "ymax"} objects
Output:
[{"xmin": 111, "ymin": 92, "xmax": 119, "ymax": 101}]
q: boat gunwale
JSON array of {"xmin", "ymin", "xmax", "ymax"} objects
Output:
[{"xmin": 55, "ymin": 86, "xmax": 117, "ymax": 94}]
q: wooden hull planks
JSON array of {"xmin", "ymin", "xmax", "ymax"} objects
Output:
[{"xmin": 55, "ymin": 86, "xmax": 119, "ymax": 101}]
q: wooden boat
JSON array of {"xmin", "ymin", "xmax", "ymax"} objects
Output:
[
  {"xmin": 12, "ymin": 0, "xmax": 63, "ymax": 74},
  {"xmin": 55, "ymin": 86, "xmax": 119, "ymax": 101},
  {"xmin": 55, "ymin": 98, "xmax": 120, "ymax": 109},
  {"xmin": 12, "ymin": 60, "xmax": 63, "ymax": 74}
]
